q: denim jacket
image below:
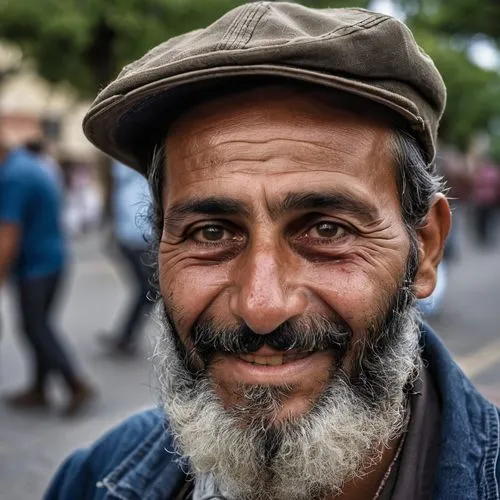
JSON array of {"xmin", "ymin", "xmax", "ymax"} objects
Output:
[{"xmin": 44, "ymin": 324, "xmax": 500, "ymax": 500}]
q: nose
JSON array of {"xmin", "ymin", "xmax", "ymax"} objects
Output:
[{"xmin": 229, "ymin": 247, "xmax": 307, "ymax": 334}]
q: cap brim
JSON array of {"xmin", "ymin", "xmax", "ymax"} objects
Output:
[{"xmin": 83, "ymin": 64, "xmax": 428, "ymax": 175}]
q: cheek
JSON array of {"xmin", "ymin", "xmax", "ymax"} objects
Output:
[
  {"xmin": 159, "ymin": 255, "xmax": 231, "ymax": 331},
  {"xmin": 306, "ymin": 261, "xmax": 402, "ymax": 332}
]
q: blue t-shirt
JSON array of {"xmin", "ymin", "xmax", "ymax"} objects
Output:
[
  {"xmin": 112, "ymin": 162, "xmax": 152, "ymax": 248},
  {"xmin": 0, "ymin": 148, "xmax": 66, "ymax": 278}
]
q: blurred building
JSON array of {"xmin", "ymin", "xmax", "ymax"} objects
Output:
[
  {"xmin": 0, "ymin": 42, "xmax": 96, "ymax": 161},
  {"xmin": 0, "ymin": 43, "xmax": 106, "ymax": 233}
]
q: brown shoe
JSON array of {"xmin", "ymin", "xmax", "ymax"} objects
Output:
[
  {"xmin": 4, "ymin": 388, "xmax": 49, "ymax": 410},
  {"xmin": 97, "ymin": 332, "xmax": 138, "ymax": 358},
  {"xmin": 62, "ymin": 383, "xmax": 97, "ymax": 418}
]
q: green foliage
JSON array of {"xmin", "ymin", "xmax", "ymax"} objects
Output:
[
  {"xmin": 5, "ymin": 0, "xmax": 497, "ymax": 154},
  {"xmin": 395, "ymin": 0, "xmax": 500, "ymax": 41},
  {"xmin": 0, "ymin": 0, "xmax": 368, "ymax": 97},
  {"xmin": 394, "ymin": 0, "xmax": 500, "ymax": 152},
  {"xmin": 412, "ymin": 31, "xmax": 500, "ymax": 151}
]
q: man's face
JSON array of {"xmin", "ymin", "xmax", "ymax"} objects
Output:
[{"xmin": 158, "ymin": 87, "xmax": 411, "ymax": 421}]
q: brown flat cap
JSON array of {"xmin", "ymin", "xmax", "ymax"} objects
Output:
[{"xmin": 83, "ymin": 1, "xmax": 446, "ymax": 175}]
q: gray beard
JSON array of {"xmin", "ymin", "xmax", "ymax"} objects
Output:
[{"xmin": 152, "ymin": 302, "xmax": 421, "ymax": 500}]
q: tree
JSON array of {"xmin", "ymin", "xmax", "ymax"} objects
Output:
[
  {"xmin": 394, "ymin": 0, "xmax": 500, "ymax": 42},
  {"xmin": 0, "ymin": 0, "xmax": 369, "ymax": 219},
  {"xmin": 411, "ymin": 29, "xmax": 500, "ymax": 152},
  {"xmin": 393, "ymin": 0, "xmax": 500, "ymax": 154},
  {"xmin": 0, "ymin": 0, "xmax": 369, "ymax": 99}
]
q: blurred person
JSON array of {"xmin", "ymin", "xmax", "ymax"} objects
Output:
[
  {"xmin": 0, "ymin": 140, "xmax": 95, "ymax": 416},
  {"xmin": 65, "ymin": 161, "xmax": 103, "ymax": 236},
  {"xmin": 97, "ymin": 161, "xmax": 153, "ymax": 355},
  {"xmin": 416, "ymin": 148, "xmax": 470, "ymax": 318},
  {"xmin": 45, "ymin": 4, "xmax": 500, "ymax": 500},
  {"xmin": 24, "ymin": 137, "xmax": 64, "ymax": 187},
  {"xmin": 472, "ymin": 158, "xmax": 500, "ymax": 247},
  {"xmin": 439, "ymin": 147, "xmax": 472, "ymax": 260},
  {"xmin": 416, "ymin": 261, "xmax": 447, "ymax": 318}
]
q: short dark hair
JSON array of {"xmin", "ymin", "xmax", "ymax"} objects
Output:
[{"xmin": 24, "ymin": 138, "xmax": 46, "ymax": 155}]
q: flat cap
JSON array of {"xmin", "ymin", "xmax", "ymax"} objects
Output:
[{"xmin": 83, "ymin": 1, "xmax": 446, "ymax": 175}]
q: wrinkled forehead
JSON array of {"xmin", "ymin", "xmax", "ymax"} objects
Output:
[
  {"xmin": 163, "ymin": 85, "xmax": 400, "ymax": 193},
  {"xmin": 167, "ymin": 83, "xmax": 400, "ymax": 143}
]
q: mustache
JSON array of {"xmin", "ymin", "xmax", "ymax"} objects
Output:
[{"xmin": 191, "ymin": 315, "xmax": 352, "ymax": 362}]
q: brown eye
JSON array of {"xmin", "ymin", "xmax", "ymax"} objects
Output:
[
  {"xmin": 311, "ymin": 222, "xmax": 347, "ymax": 239},
  {"xmin": 193, "ymin": 225, "xmax": 228, "ymax": 242}
]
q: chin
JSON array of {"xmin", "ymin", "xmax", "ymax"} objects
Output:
[
  {"xmin": 274, "ymin": 397, "xmax": 316, "ymax": 422},
  {"xmin": 212, "ymin": 376, "xmax": 327, "ymax": 429},
  {"xmin": 208, "ymin": 350, "xmax": 335, "ymax": 422}
]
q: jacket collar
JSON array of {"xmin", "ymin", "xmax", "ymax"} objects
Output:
[
  {"xmin": 422, "ymin": 324, "xmax": 500, "ymax": 498},
  {"xmin": 101, "ymin": 324, "xmax": 500, "ymax": 499},
  {"xmin": 100, "ymin": 418, "xmax": 186, "ymax": 500}
]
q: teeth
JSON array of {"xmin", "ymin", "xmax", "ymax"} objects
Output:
[
  {"xmin": 236, "ymin": 352, "xmax": 315, "ymax": 366},
  {"xmin": 239, "ymin": 354, "xmax": 255, "ymax": 363},
  {"xmin": 267, "ymin": 356, "xmax": 284, "ymax": 366},
  {"xmin": 237, "ymin": 354, "xmax": 289, "ymax": 366}
]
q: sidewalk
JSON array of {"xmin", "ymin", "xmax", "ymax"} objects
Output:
[{"xmin": 0, "ymin": 231, "xmax": 157, "ymax": 500}]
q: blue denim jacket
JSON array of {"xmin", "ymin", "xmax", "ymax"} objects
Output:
[{"xmin": 44, "ymin": 325, "xmax": 500, "ymax": 500}]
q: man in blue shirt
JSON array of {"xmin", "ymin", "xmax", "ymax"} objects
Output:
[
  {"xmin": 0, "ymin": 143, "xmax": 94, "ymax": 416},
  {"xmin": 97, "ymin": 162, "xmax": 154, "ymax": 355}
]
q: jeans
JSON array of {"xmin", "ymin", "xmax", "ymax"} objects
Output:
[
  {"xmin": 17, "ymin": 271, "xmax": 79, "ymax": 391},
  {"xmin": 116, "ymin": 244, "xmax": 154, "ymax": 345},
  {"xmin": 475, "ymin": 205, "xmax": 497, "ymax": 246}
]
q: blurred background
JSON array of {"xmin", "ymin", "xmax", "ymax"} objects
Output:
[{"xmin": 0, "ymin": 0, "xmax": 499, "ymax": 498}]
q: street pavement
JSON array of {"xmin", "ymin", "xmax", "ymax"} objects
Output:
[{"xmin": 1, "ymin": 215, "xmax": 499, "ymax": 500}]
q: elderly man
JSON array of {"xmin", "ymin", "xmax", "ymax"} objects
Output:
[{"xmin": 45, "ymin": 3, "xmax": 500, "ymax": 499}]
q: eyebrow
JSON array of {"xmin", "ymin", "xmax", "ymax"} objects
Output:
[
  {"xmin": 163, "ymin": 190, "xmax": 380, "ymax": 229},
  {"xmin": 273, "ymin": 191, "xmax": 381, "ymax": 224},
  {"xmin": 164, "ymin": 196, "xmax": 251, "ymax": 228}
]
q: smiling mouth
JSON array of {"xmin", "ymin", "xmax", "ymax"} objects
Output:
[{"xmin": 236, "ymin": 352, "xmax": 312, "ymax": 366}]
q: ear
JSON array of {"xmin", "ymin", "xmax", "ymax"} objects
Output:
[{"xmin": 413, "ymin": 194, "xmax": 451, "ymax": 299}]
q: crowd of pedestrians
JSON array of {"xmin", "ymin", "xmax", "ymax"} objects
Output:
[{"xmin": 0, "ymin": 135, "xmax": 154, "ymax": 416}]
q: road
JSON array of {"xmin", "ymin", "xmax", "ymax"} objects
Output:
[{"xmin": 1, "ymin": 214, "xmax": 499, "ymax": 500}]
